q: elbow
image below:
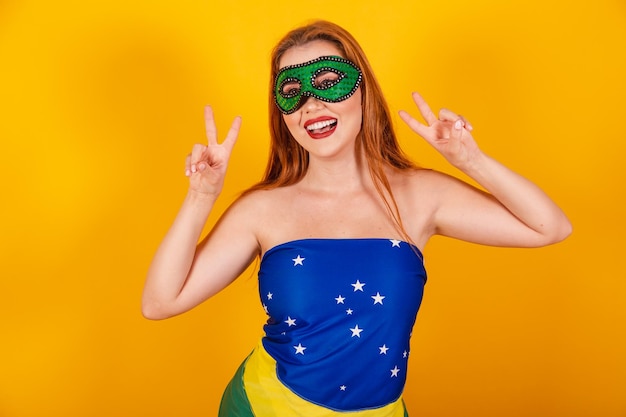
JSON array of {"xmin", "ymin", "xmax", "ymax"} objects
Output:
[
  {"xmin": 555, "ymin": 215, "xmax": 573, "ymax": 242},
  {"xmin": 141, "ymin": 299, "xmax": 175, "ymax": 321},
  {"xmin": 543, "ymin": 216, "xmax": 573, "ymax": 246},
  {"xmin": 141, "ymin": 304, "xmax": 164, "ymax": 321},
  {"xmin": 560, "ymin": 219, "xmax": 573, "ymax": 241}
]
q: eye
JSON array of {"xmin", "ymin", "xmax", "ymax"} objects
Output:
[
  {"xmin": 313, "ymin": 70, "xmax": 341, "ymax": 89},
  {"xmin": 280, "ymin": 80, "xmax": 301, "ymax": 97}
]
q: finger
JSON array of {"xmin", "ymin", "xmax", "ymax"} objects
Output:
[
  {"xmin": 204, "ymin": 105, "xmax": 218, "ymax": 146},
  {"xmin": 221, "ymin": 115, "xmax": 242, "ymax": 153},
  {"xmin": 411, "ymin": 92, "xmax": 437, "ymax": 126},
  {"xmin": 458, "ymin": 115, "xmax": 473, "ymax": 131},
  {"xmin": 450, "ymin": 119, "xmax": 464, "ymax": 140},
  {"xmin": 398, "ymin": 110, "xmax": 434, "ymax": 143},
  {"xmin": 185, "ymin": 154, "xmax": 191, "ymax": 177},
  {"xmin": 190, "ymin": 143, "xmax": 206, "ymax": 173},
  {"xmin": 438, "ymin": 108, "xmax": 461, "ymax": 123},
  {"xmin": 439, "ymin": 109, "xmax": 473, "ymax": 131}
]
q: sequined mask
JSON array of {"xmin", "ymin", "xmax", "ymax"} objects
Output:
[{"xmin": 273, "ymin": 55, "xmax": 363, "ymax": 115}]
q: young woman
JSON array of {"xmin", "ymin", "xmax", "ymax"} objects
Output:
[{"xmin": 142, "ymin": 20, "xmax": 571, "ymax": 416}]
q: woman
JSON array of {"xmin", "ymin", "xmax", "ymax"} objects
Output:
[{"xmin": 142, "ymin": 20, "xmax": 571, "ymax": 416}]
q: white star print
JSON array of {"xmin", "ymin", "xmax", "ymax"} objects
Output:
[
  {"xmin": 294, "ymin": 343, "xmax": 306, "ymax": 355},
  {"xmin": 263, "ymin": 304, "xmax": 269, "ymax": 314},
  {"xmin": 372, "ymin": 292, "xmax": 385, "ymax": 305},
  {"xmin": 346, "ymin": 308, "xmax": 353, "ymax": 315},
  {"xmin": 390, "ymin": 239, "xmax": 401, "ymax": 247},
  {"xmin": 267, "ymin": 292, "xmax": 273, "ymax": 300},
  {"xmin": 390, "ymin": 366, "xmax": 400, "ymax": 377},
  {"xmin": 351, "ymin": 280, "xmax": 365, "ymax": 292},
  {"xmin": 335, "ymin": 295, "xmax": 345, "ymax": 304},
  {"xmin": 379, "ymin": 344, "xmax": 389, "ymax": 354},
  {"xmin": 340, "ymin": 385, "xmax": 347, "ymax": 391},
  {"xmin": 285, "ymin": 316, "xmax": 296, "ymax": 327},
  {"xmin": 350, "ymin": 325, "xmax": 363, "ymax": 338},
  {"xmin": 403, "ymin": 350, "xmax": 408, "ymax": 358},
  {"xmin": 292, "ymin": 255, "xmax": 305, "ymax": 266}
]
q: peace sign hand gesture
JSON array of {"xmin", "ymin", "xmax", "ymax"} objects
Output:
[
  {"xmin": 399, "ymin": 92, "xmax": 480, "ymax": 171},
  {"xmin": 185, "ymin": 106, "xmax": 241, "ymax": 198}
]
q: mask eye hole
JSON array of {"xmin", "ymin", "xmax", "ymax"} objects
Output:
[
  {"xmin": 313, "ymin": 69, "xmax": 342, "ymax": 90},
  {"xmin": 280, "ymin": 78, "xmax": 301, "ymax": 98}
]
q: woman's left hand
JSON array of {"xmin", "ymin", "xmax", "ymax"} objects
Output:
[{"xmin": 399, "ymin": 92, "xmax": 480, "ymax": 170}]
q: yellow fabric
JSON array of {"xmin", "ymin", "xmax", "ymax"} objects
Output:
[{"xmin": 242, "ymin": 341, "xmax": 406, "ymax": 417}]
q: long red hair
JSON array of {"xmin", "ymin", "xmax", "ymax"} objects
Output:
[{"xmin": 245, "ymin": 20, "xmax": 417, "ymax": 238}]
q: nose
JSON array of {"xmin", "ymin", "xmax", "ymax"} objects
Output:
[{"xmin": 301, "ymin": 95, "xmax": 324, "ymax": 112}]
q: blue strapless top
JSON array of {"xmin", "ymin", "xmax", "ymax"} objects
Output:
[{"xmin": 258, "ymin": 238, "xmax": 427, "ymax": 411}]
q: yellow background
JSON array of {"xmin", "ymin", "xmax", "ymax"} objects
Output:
[{"xmin": 1, "ymin": 0, "xmax": 625, "ymax": 416}]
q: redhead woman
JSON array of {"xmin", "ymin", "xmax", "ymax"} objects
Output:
[{"xmin": 142, "ymin": 20, "xmax": 571, "ymax": 416}]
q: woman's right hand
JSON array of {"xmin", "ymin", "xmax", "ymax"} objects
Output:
[{"xmin": 185, "ymin": 106, "xmax": 241, "ymax": 197}]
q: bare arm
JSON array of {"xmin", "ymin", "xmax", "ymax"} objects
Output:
[
  {"xmin": 142, "ymin": 107, "xmax": 258, "ymax": 320},
  {"xmin": 399, "ymin": 92, "xmax": 572, "ymax": 247}
]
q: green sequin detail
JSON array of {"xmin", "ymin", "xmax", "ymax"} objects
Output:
[{"xmin": 274, "ymin": 55, "xmax": 362, "ymax": 114}]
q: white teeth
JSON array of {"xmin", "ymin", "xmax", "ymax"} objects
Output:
[{"xmin": 306, "ymin": 119, "xmax": 336, "ymax": 131}]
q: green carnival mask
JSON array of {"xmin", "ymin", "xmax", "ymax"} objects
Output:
[{"xmin": 273, "ymin": 55, "xmax": 363, "ymax": 114}]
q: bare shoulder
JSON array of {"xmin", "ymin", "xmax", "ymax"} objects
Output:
[
  {"xmin": 393, "ymin": 167, "xmax": 460, "ymax": 183},
  {"xmin": 223, "ymin": 187, "xmax": 280, "ymax": 222},
  {"xmin": 388, "ymin": 167, "xmax": 462, "ymax": 199},
  {"xmin": 201, "ymin": 188, "xmax": 284, "ymax": 257},
  {"xmin": 223, "ymin": 186, "xmax": 294, "ymax": 231},
  {"xmin": 228, "ymin": 186, "xmax": 299, "ymax": 253},
  {"xmin": 385, "ymin": 167, "xmax": 480, "ymax": 246},
  {"xmin": 230, "ymin": 186, "xmax": 290, "ymax": 211}
]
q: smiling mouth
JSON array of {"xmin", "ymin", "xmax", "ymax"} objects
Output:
[{"xmin": 306, "ymin": 118, "xmax": 337, "ymax": 135}]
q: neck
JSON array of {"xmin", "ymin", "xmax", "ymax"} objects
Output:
[{"xmin": 301, "ymin": 150, "xmax": 372, "ymax": 194}]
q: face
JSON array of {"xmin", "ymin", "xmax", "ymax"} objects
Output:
[{"xmin": 277, "ymin": 40, "xmax": 363, "ymax": 160}]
